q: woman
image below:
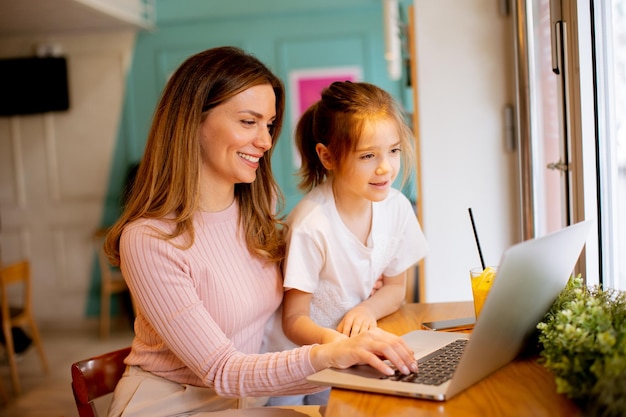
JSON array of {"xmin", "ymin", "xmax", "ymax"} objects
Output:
[{"xmin": 103, "ymin": 46, "xmax": 417, "ymax": 416}]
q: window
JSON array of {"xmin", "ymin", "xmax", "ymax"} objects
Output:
[
  {"xmin": 593, "ymin": 0, "xmax": 626, "ymax": 290},
  {"xmin": 526, "ymin": 0, "xmax": 567, "ymax": 236},
  {"xmin": 516, "ymin": 0, "xmax": 626, "ymax": 289}
]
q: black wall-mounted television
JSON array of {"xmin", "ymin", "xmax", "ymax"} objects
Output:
[{"xmin": 0, "ymin": 56, "xmax": 70, "ymax": 116}]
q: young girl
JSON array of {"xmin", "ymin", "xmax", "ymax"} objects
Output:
[{"xmin": 264, "ymin": 81, "xmax": 428, "ymax": 406}]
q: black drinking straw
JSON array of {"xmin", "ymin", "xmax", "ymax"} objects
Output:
[{"xmin": 468, "ymin": 208, "xmax": 486, "ymax": 270}]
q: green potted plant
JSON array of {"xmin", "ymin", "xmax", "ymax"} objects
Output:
[{"xmin": 537, "ymin": 275, "xmax": 626, "ymax": 417}]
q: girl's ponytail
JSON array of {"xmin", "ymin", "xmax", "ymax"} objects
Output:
[{"xmin": 295, "ymin": 103, "xmax": 327, "ymax": 191}]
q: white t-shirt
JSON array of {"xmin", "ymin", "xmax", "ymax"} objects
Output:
[{"xmin": 263, "ymin": 181, "xmax": 428, "ymax": 351}]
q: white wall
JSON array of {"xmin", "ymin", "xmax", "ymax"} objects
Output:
[
  {"xmin": 0, "ymin": 31, "xmax": 135, "ymax": 328},
  {"xmin": 413, "ymin": 0, "xmax": 520, "ymax": 302}
]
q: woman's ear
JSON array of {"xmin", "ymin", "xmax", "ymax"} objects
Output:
[{"xmin": 315, "ymin": 143, "xmax": 334, "ymax": 170}]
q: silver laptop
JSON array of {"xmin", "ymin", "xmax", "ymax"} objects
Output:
[{"xmin": 307, "ymin": 220, "xmax": 592, "ymax": 401}]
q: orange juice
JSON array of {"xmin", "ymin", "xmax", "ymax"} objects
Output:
[{"xmin": 470, "ymin": 266, "xmax": 497, "ymax": 318}]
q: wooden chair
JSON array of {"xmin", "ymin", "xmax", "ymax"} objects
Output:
[
  {"xmin": 93, "ymin": 229, "xmax": 132, "ymax": 339},
  {"xmin": 0, "ymin": 259, "xmax": 49, "ymax": 395},
  {"xmin": 0, "ymin": 360, "xmax": 6, "ymax": 404},
  {"xmin": 71, "ymin": 346, "xmax": 131, "ymax": 417}
]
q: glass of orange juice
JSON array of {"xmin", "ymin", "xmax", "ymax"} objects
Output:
[{"xmin": 470, "ymin": 266, "xmax": 497, "ymax": 319}]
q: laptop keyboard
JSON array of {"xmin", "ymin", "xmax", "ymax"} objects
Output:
[{"xmin": 381, "ymin": 339, "xmax": 468, "ymax": 386}]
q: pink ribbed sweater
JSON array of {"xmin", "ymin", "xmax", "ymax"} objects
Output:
[{"xmin": 119, "ymin": 202, "xmax": 318, "ymax": 398}]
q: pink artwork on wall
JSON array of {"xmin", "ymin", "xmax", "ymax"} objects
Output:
[
  {"xmin": 296, "ymin": 75, "xmax": 347, "ymax": 115},
  {"xmin": 288, "ymin": 67, "xmax": 362, "ymax": 166}
]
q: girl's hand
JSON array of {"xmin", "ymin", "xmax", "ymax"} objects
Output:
[
  {"xmin": 310, "ymin": 327, "xmax": 418, "ymax": 376},
  {"xmin": 370, "ymin": 274, "xmax": 384, "ymax": 296},
  {"xmin": 336, "ymin": 306, "xmax": 377, "ymax": 337}
]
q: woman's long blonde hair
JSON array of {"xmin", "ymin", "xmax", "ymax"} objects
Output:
[{"xmin": 104, "ymin": 46, "xmax": 286, "ymax": 266}]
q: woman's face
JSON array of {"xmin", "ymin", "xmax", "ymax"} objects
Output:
[{"xmin": 199, "ymin": 84, "xmax": 276, "ymax": 192}]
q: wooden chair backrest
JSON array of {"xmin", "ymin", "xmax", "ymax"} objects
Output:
[
  {"xmin": 70, "ymin": 346, "xmax": 131, "ymax": 417},
  {"xmin": 0, "ymin": 260, "xmax": 32, "ymax": 319}
]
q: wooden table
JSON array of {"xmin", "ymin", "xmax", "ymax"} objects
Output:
[{"xmin": 322, "ymin": 302, "xmax": 581, "ymax": 417}]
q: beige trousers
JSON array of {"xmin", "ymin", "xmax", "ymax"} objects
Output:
[{"xmin": 107, "ymin": 365, "xmax": 268, "ymax": 417}]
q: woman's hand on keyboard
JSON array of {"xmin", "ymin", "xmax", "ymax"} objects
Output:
[{"xmin": 310, "ymin": 327, "xmax": 418, "ymax": 376}]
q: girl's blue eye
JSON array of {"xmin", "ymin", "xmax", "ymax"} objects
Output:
[
  {"xmin": 360, "ymin": 154, "xmax": 375, "ymax": 160},
  {"xmin": 391, "ymin": 147, "xmax": 402, "ymax": 154}
]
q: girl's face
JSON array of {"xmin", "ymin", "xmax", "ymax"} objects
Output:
[
  {"xmin": 199, "ymin": 84, "xmax": 276, "ymax": 193},
  {"xmin": 333, "ymin": 118, "xmax": 402, "ymax": 203}
]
